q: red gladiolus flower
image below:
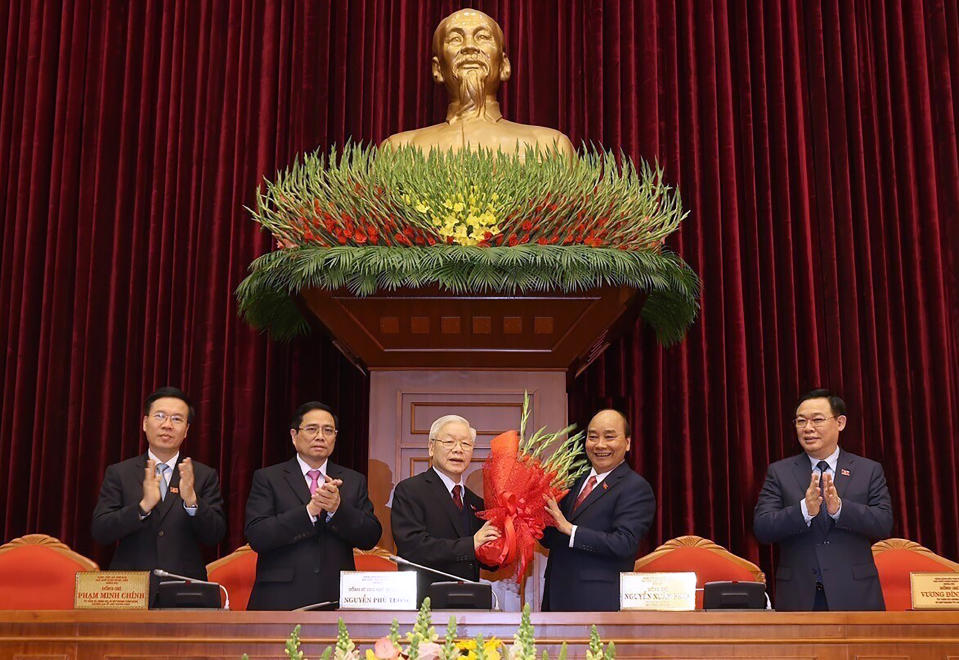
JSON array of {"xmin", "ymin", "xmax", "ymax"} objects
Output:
[
  {"xmin": 337, "ymin": 234, "xmax": 348, "ymax": 244},
  {"xmin": 477, "ymin": 240, "xmax": 490, "ymax": 247},
  {"xmin": 403, "ymin": 226, "xmax": 414, "ymax": 238},
  {"xmin": 395, "ymin": 232, "xmax": 411, "ymax": 246},
  {"xmin": 354, "ymin": 230, "xmax": 368, "ymax": 244},
  {"xmin": 446, "ymin": 236, "xmax": 454, "ymax": 244},
  {"xmin": 508, "ymin": 235, "xmax": 519, "ymax": 246},
  {"xmin": 483, "ymin": 231, "xmax": 493, "ymax": 240},
  {"xmin": 537, "ymin": 237, "xmax": 548, "ymax": 245},
  {"xmin": 414, "ymin": 235, "xmax": 425, "ymax": 245},
  {"xmin": 549, "ymin": 203, "xmax": 558, "ymax": 212},
  {"xmin": 427, "ymin": 236, "xmax": 436, "ymax": 246},
  {"xmin": 520, "ymin": 234, "xmax": 530, "ymax": 244},
  {"xmin": 494, "ymin": 235, "xmax": 505, "ymax": 246},
  {"xmin": 522, "ymin": 220, "xmax": 533, "ymax": 231}
]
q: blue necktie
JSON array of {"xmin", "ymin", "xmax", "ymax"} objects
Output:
[{"xmin": 156, "ymin": 463, "xmax": 170, "ymax": 500}]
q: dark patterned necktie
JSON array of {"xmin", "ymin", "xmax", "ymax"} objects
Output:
[{"xmin": 452, "ymin": 484, "xmax": 463, "ymax": 511}]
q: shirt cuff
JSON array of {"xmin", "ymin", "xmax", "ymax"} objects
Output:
[
  {"xmin": 307, "ymin": 507, "xmax": 318, "ymax": 524},
  {"xmin": 568, "ymin": 525, "xmax": 578, "ymax": 547},
  {"xmin": 829, "ymin": 503, "xmax": 842, "ymax": 521},
  {"xmin": 800, "ymin": 498, "xmax": 813, "ymax": 525},
  {"xmin": 182, "ymin": 503, "xmax": 198, "ymax": 517}
]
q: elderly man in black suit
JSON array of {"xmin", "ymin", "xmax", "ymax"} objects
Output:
[
  {"xmin": 245, "ymin": 401, "xmax": 382, "ymax": 610},
  {"xmin": 754, "ymin": 389, "xmax": 893, "ymax": 611},
  {"xmin": 541, "ymin": 409, "xmax": 656, "ymax": 611},
  {"xmin": 390, "ymin": 414, "xmax": 500, "ymax": 604},
  {"xmin": 91, "ymin": 387, "xmax": 226, "ymax": 585}
]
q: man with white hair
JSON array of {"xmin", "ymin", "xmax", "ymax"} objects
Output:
[{"xmin": 390, "ymin": 414, "xmax": 500, "ymax": 604}]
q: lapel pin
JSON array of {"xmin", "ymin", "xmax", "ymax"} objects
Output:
[
  {"xmin": 840, "ymin": 469, "xmax": 850, "ymax": 476},
  {"xmin": 602, "ymin": 482, "xmax": 609, "ymax": 490},
  {"xmin": 169, "ymin": 486, "xmax": 179, "ymax": 494}
]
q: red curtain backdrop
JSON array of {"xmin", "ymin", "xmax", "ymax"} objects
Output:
[{"xmin": 2, "ymin": 0, "xmax": 957, "ymax": 582}]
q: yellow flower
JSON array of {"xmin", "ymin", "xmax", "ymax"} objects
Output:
[{"xmin": 415, "ymin": 202, "xmax": 430, "ymax": 213}]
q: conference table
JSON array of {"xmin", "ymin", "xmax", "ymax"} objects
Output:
[{"xmin": 2, "ymin": 609, "xmax": 959, "ymax": 658}]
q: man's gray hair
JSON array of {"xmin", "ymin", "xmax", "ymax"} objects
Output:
[{"xmin": 429, "ymin": 414, "xmax": 477, "ymax": 442}]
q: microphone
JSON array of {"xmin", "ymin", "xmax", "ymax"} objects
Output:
[
  {"xmin": 389, "ymin": 555, "xmax": 499, "ymax": 610},
  {"xmin": 152, "ymin": 569, "xmax": 230, "ymax": 610},
  {"xmin": 294, "ymin": 600, "xmax": 339, "ymax": 611}
]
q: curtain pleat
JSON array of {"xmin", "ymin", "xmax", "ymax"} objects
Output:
[{"xmin": 2, "ymin": 1, "xmax": 957, "ymax": 579}]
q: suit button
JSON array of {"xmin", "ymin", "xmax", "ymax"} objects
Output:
[
  {"xmin": 314, "ymin": 568, "xmax": 320, "ymax": 574},
  {"xmin": 158, "ymin": 530, "xmax": 164, "ymax": 537}
]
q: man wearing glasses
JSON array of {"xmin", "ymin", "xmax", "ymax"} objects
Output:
[
  {"xmin": 245, "ymin": 401, "xmax": 381, "ymax": 610},
  {"xmin": 754, "ymin": 389, "xmax": 893, "ymax": 610},
  {"xmin": 91, "ymin": 386, "xmax": 226, "ymax": 585},
  {"xmin": 391, "ymin": 414, "xmax": 501, "ymax": 604}
]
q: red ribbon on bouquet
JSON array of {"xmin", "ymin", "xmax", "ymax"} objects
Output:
[{"xmin": 475, "ymin": 430, "xmax": 569, "ymax": 581}]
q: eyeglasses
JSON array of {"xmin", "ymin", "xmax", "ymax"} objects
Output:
[
  {"xmin": 793, "ymin": 416, "xmax": 837, "ymax": 429},
  {"xmin": 432, "ymin": 437, "xmax": 475, "ymax": 450},
  {"xmin": 151, "ymin": 412, "xmax": 187, "ymax": 426},
  {"xmin": 299, "ymin": 425, "xmax": 337, "ymax": 438}
]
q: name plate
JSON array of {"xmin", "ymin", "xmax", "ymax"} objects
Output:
[
  {"xmin": 910, "ymin": 573, "xmax": 959, "ymax": 610},
  {"xmin": 339, "ymin": 570, "xmax": 418, "ymax": 610},
  {"xmin": 620, "ymin": 571, "xmax": 697, "ymax": 611},
  {"xmin": 75, "ymin": 571, "xmax": 149, "ymax": 609}
]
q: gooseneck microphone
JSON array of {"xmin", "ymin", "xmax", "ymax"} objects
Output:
[
  {"xmin": 152, "ymin": 568, "xmax": 231, "ymax": 610},
  {"xmin": 388, "ymin": 554, "xmax": 500, "ymax": 610}
]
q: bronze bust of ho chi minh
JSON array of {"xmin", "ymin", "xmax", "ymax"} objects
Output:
[{"xmin": 382, "ymin": 8, "xmax": 575, "ymax": 159}]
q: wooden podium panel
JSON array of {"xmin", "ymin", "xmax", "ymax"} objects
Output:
[
  {"xmin": 2, "ymin": 610, "xmax": 959, "ymax": 659},
  {"xmin": 299, "ymin": 285, "xmax": 640, "ymax": 370}
]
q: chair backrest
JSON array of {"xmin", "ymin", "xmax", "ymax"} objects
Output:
[
  {"xmin": 633, "ymin": 535, "xmax": 765, "ymax": 609},
  {"xmin": 872, "ymin": 538, "xmax": 959, "ymax": 611},
  {"xmin": 353, "ymin": 546, "xmax": 398, "ymax": 571},
  {"xmin": 0, "ymin": 534, "xmax": 99, "ymax": 609},
  {"xmin": 206, "ymin": 544, "xmax": 258, "ymax": 610}
]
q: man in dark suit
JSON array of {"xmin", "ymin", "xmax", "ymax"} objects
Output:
[
  {"xmin": 391, "ymin": 415, "xmax": 500, "ymax": 603},
  {"xmin": 91, "ymin": 387, "xmax": 226, "ymax": 585},
  {"xmin": 541, "ymin": 409, "xmax": 656, "ymax": 611},
  {"xmin": 245, "ymin": 401, "xmax": 382, "ymax": 610},
  {"xmin": 754, "ymin": 389, "xmax": 893, "ymax": 611}
]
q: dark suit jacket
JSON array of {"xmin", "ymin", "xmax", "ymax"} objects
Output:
[
  {"xmin": 753, "ymin": 449, "xmax": 893, "ymax": 611},
  {"xmin": 540, "ymin": 462, "xmax": 656, "ymax": 611},
  {"xmin": 390, "ymin": 468, "xmax": 485, "ymax": 600},
  {"xmin": 90, "ymin": 453, "xmax": 226, "ymax": 581},
  {"xmin": 244, "ymin": 457, "xmax": 382, "ymax": 610}
]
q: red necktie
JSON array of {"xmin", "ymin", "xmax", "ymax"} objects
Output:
[
  {"xmin": 452, "ymin": 484, "xmax": 464, "ymax": 511},
  {"xmin": 572, "ymin": 475, "xmax": 597, "ymax": 512}
]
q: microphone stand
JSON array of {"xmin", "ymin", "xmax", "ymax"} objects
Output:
[{"xmin": 152, "ymin": 569, "xmax": 230, "ymax": 610}]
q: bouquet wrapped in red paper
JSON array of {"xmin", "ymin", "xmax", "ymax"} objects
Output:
[{"xmin": 476, "ymin": 394, "xmax": 588, "ymax": 580}]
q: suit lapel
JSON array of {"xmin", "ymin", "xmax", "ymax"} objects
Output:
[
  {"xmin": 284, "ymin": 456, "xmax": 312, "ymax": 505},
  {"xmin": 791, "ymin": 454, "xmax": 813, "ymax": 497},
  {"xmin": 570, "ymin": 463, "xmax": 627, "ymax": 520},
  {"xmin": 426, "ymin": 469, "xmax": 468, "ymax": 536},
  {"xmin": 834, "ymin": 449, "xmax": 853, "ymax": 499}
]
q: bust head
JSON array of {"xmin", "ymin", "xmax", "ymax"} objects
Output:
[{"xmin": 431, "ymin": 9, "xmax": 512, "ymax": 117}]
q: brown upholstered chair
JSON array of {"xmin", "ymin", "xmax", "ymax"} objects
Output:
[
  {"xmin": 872, "ymin": 538, "xmax": 959, "ymax": 611},
  {"xmin": 206, "ymin": 544, "xmax": 396, "ymax": 610},
  {"xmin": 633, "ymin": 535, "xmax": 765, "ymax": 609},
  {"xmin": 0, "ymin": 533, "xmax": 99, "ymax": 609},
  {"xmin": 352, "ymin": 546, "xmax": 398, "ymax": 571},
  {"xmin": 206, "ymin": 543, "xmax": 258, "ymax": 610}
]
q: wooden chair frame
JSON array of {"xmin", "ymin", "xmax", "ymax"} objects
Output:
[
  {"xmin": 0, "ymin": 533, "xmax": 98, "ymax": 570},
  {"xmin": 634, "ymin": 535, "xmax": 766, "ymax": 584}
]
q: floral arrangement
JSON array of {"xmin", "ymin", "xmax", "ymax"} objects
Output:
[
  {"xmin": 236, "ymin": 145, "xmax": 700, "ymax": 345},
  {"xmin": 476, "ymin": 393, "xmax": 589, "ymax": 580},
  {"xmin": 240, "ymin": 598, "xmax": 615, "ymax": 660}
]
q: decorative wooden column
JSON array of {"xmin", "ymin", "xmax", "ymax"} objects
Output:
[{"xmin": 299, "ymin": 285, "xmax": 642, "ymax": 610}]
